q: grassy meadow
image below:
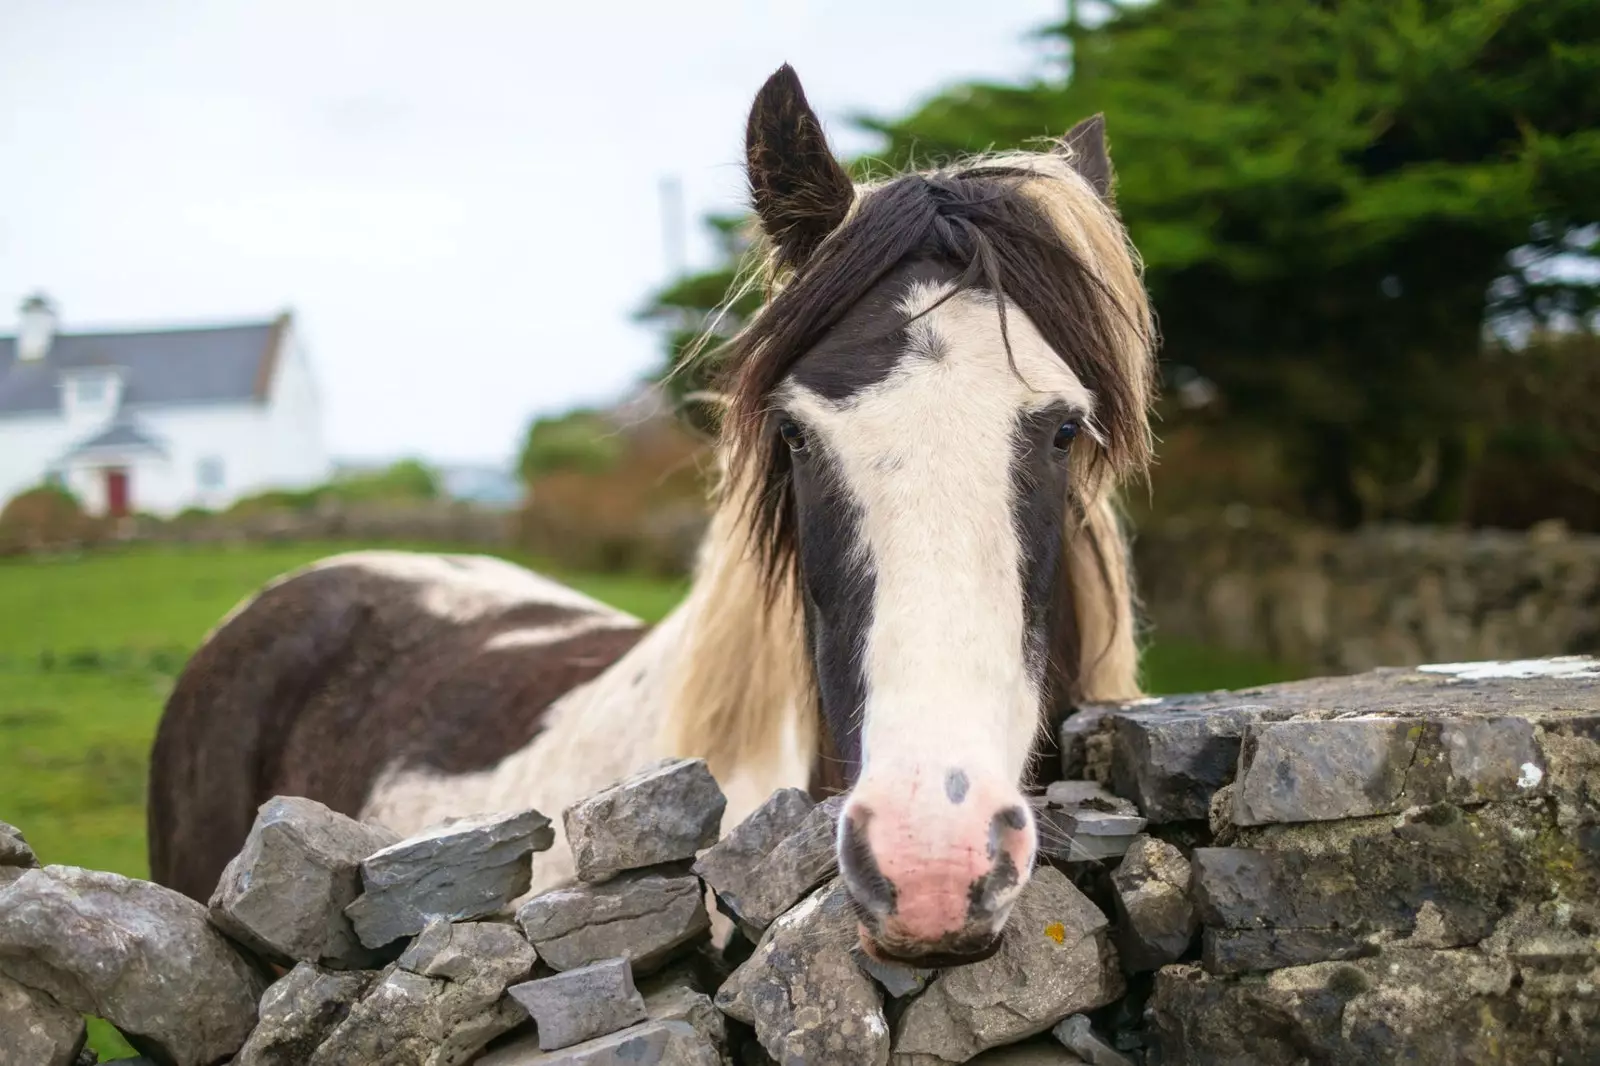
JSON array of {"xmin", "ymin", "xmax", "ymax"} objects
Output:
[{"xmin": 0, "ymin": 540, "xmax": 1297, "ymax": 1058}]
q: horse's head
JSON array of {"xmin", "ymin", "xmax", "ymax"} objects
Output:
[{"xmin": 697, "ymin": 65, "xmax": 1154, "ymax": 964}]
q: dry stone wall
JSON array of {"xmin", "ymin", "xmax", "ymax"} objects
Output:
[
  {"xmin": 1, "ymin": 660, "xmax": 1597, "ymax": 1065},
  {"xmin": 1134, "ymin": 512, "xmax": 1600, "ymax": 674}
]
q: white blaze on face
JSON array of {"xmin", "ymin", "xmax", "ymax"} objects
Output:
[{"xmin": 784, "ymin": 283, "xmax": 1096, "ymax": 783}]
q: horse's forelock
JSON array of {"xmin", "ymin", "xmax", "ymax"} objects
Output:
[{"xmin": 715, "ymin": 156, "xmax": 1155, "ymax": 592}]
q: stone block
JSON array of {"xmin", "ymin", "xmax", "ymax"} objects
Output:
[
  {"xmin": 509, "ymin": 958, "xmax": 648, "ymax": 1051},
  {"xmin": 0, "ymin": 866, "xmax": 267, "ymax": 1066},
  {"xmin": 892, "ymin": 867, "xmax": 1124, "ymax": 1064},
  {"xmin": 517, "ymin": 868, "xmax": 709, "ymax": 974},
  {"xmin": 1051, "ymin": 1014, "xmax": 1133, "ymax": 1066},
  {"xmin": 477, "ymin": 1020, "xmax": 721, "ymax": 1066},
  {"xmin": 234, "ymin": 962, "xmax": 374, "ymax": 1066},
  {"xmin": 346, "ymin": 807, "xmax": 553, "ymax": 949},
  {"xmin": 716, "ymin": 880, "xmax": 890, "ymax": 1066},
  {"xmin": 1109, "ymin": 836, "xmax": 1195, "ymax": 973},
  {"xmin": 208, "ymin": 795, "xmax": 400, "ymax": 967},
  {"xmin": 708, "ymin": 794, "xmax": 844, "ymax": 940},
  {"xmin": 691, "ymin": 787, "xmax": 813, "ymax": 931},
  {"xmin": 0, "ymin": 973, "xmax": 84, "ymax": 1066},
  {"xmin": 565, "ymin": 759, "xmax": 726, "ymax": 884}
]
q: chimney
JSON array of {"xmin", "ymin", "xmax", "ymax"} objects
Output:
[{"xmin": 18, "ymin": 292, "xmax": 58, "ymax": 362}]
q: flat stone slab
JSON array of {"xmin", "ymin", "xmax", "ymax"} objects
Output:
[
  {"xmin": 716, "ymin": 880, "xmax": 890, "ymax": 1066},
  {"xmin": 637, "ymin": 968, "xmax": 727, "ymax": 1055},
  {"xmin": 1110, "ymin": 835, "xmax": 1196, "ymax": 973},
  {"xmin": 0, "ymin": 972, "xmax": 85, "ymax": 1066},
  {"xmin": 707, "ymin": 794, "xmax": 845, "ymax": 940},
  {"xmin": 346, "ymin": 807, "xmax": 553, "ymax": 949},
  {"xmin": 234, "ymin": 962, "xmax": 374, "ymax": 1066},
  {"xmin": 516, "ymin": 868, "xmax": 710, "ymax": 974},
  {"xmin": 565, "ymin": 759, "xmax": 726, "ymax": 883},
  {"xmin": 893, "ymin": 866, "xmax": 1124, "ymax": 1064},
  {"xmin": 509, "ymin": 958, "xmax": 648, "ymax": 1051},
  {"xmin": 209, "ymin": 795, "xmax": 401, "ymax": 968},
  {"xmin": 477, "ymin": 1020, "xmax": 722, "ymax": 1066},
  {"xmin": 1092, "ymin": 660, "xmax": 1600, "ymax": 824},
  {"xmin": 0, "ymin": 866, "xmax": 267, "ymax": 1066}
]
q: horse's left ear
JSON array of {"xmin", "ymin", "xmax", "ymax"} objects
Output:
[
  {"xmin": 1058, "ymin": 114, "xmax": 1113, "ymax": 201},
  {"xmin": 745, "ymin": 64, "xmax": 855, "ymax": 269}
]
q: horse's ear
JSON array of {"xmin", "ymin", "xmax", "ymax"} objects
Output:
[
  {"xmin": 745, "ymin": 64, "xmax": 855, "ymax": 269},
  {"xmin": 1058, "ymin": 114, "xmax": 1113, "ymax": 202}
]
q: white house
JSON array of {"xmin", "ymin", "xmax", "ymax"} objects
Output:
[{"xmin": 0, "ymin": 294, "xmax": 330, "ymax": 517}]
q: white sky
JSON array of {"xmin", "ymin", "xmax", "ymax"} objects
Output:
[{"xmin": 0, "ymin": 1, "xmax": 1065, "ymax": 465}]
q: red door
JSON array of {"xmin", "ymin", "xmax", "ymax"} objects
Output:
[{"xmin": 105, "ymin": 468, "xmax": 130, "ymax": 518}]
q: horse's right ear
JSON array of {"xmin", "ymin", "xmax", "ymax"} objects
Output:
[{"xmin": 745, "ymin": 64, "xmax": 855, "ymax": 270}]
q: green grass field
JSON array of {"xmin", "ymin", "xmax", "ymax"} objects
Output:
[{"xmin": 0, "ymin": 540, "xmax": 1297, "ymax": 1058}]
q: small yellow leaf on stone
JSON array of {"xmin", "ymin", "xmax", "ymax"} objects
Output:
[{"xmin": 1044, "ymin": 922, "xmax": 1066, "ymax": 944}]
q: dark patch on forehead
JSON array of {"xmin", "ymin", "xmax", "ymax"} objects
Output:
[
  {"xmin": 945, "ymin": 768, "xmax": 970, "ymax": 805},
  {"xmin": 789, "ymin": 257, "xmax": 963, "ymax": 403}
]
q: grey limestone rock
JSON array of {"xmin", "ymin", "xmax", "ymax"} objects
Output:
[
  {"xmin": 1147, "ymin": 944, "xmax": 1600, "ymax": 1065},
  {"xmin": 851, "ymin": 946, "xmax": 933, "ymax": 999},
  {"xmin": 477, "ymin": 1019, "xmax": 721, "ymax": 1066},
  {"xmin": 309, "ymin": 917, "xmax": 538, "ymax": 1065},
  {"xmin": 516, "ymin": 867, "xmax": 710, "ymax": 974},
  {"xmin": 1109, "ymin": 836, "xmax": 1196, "ymax": 972},
  {"xmin": 892, "ymin": 866, "xmax": 1124, "ymax": 1064},
  {"xmin": 637, "ymin": 966, "xmax": 728, "ymax": 1056},
  {"xmin": 1051, "ymin": 1015, "xmax": 1133, "ymax": 1066},
  {"xmin": 692, "ymin": 788, "xmax": 813, "ymax": 929},
  {"xmin": 208, "ymin": 795, "xmax": 401, "ymax": 968},
  {"xmin": 564, "ymin": 759, "xmax": 726, "ymax": 883},
  {"xmin": 0, "ymin": 820, "xmax": 39, "ymax": 874},
  {"xmin": 0, "ymin": 866, "xmax": 267, "ymax": 1066},
  {"xmin": 1232, "ymin": 714, "xmax": 1545, "ymax": 825},
  {"xmin": 716, "ymin": 880, "xmax": 890, "ymax": 1066},
  {"xmin": 1108, "ymin": 701, "xmax": 1292, "ymax": 823},
  {"xmin": 509, "ymin": 958, "xmax": 647, "ymax": 1050},
  {"xmin": 397, "ymin": 915, "xmax": 539, "ymax": 982},
  {"xmin": 0, "ymin": 972, "xmax": 85, "ymax": 1066},
  {"xmin": 346, "ymin": 807, "xmax": 553, "ymax": 949},
  {"xmin": 711, "ymin": 794, "xmax": 845, "ymax": 940},
  {"xmin": 233, "ymin": 962, "xmax": 374, "ymax": 1066},
  {"xmin": 1032, "ymin": 797, "xmax": 1147, "ymax": 863}
]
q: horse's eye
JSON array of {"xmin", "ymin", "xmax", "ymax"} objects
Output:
[
  {"xmin": 1053, "ymin": 420, "xmax": 1080, "ymax": 450},
  {"xmin": 779, "ymin": 420, "xmax": 808, "ymax": 451}
]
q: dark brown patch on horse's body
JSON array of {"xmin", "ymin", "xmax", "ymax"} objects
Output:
[{"xmin": 147, "ymin": 556, "xmax": 642, "ymax": 903}]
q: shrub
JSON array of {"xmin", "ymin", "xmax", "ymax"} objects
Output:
[{"xmin": 0, "ymin": 484, "xmax": 104, "ymax": 555}]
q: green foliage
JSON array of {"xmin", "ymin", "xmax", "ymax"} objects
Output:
[
  {"xmin": 227, "ymin": 459, "xmax": 442, "ymax": 514},
  {"xmin": 517, "ymin": 409, "xmax": 625, "ymax": 481},
  {"xmin": 640, "ymin": 0, "xmax": 1600, "ymax": 527},
  {"xmin": 870, "ymin": 0, "xmax": 1600, "ymax": 525}
]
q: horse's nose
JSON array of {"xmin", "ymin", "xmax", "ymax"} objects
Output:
[{"xmin": 838, "ymin": 776, "xmax": 1035, "ymax": 964}]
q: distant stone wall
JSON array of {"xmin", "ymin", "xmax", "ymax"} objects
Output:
[
  {"xmin": 126, "ymin": 501, "xmax": 515, "ymax": 550},
  {"xmin": 1133, "ymin": 510, "xmax": 1600, "ymax": 674}
]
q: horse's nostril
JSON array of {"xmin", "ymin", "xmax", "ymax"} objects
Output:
[{"xmin": 839, "ymin": 806, "xmax": 897, "ymax": 918}]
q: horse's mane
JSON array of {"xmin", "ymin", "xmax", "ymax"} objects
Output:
[{"xmin": 660, "ymin": 145, "xmax": 1156, "ymax": 782}]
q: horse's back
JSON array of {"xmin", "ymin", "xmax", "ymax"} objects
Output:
[{"xmin": 147, "ymin": 550, "xmax": 645, "ymax": 902}]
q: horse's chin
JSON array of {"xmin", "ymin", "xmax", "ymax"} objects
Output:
[{"xmin": 856, "ymin": 923, "xmax": 1005, "ymax": 969}]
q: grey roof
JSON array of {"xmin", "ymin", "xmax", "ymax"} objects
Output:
[
  {"xmin": 61, "ymin": 417, "xmax": 167, "ymax": 460},
  {"xmin": 0, "ymin": 316, "xmax": 284, "ymax": 417}
]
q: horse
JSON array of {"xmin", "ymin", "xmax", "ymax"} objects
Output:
[{"xmin": 147, "ymin": 63, "xmax": 1155, "ymax": 965}]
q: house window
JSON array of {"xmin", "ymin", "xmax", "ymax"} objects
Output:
[
  {"xmin": 197, "ymin": 457, "xmax": 225, "ymax": 491},
  {"xmin": 75, "ymin": 377, "xmax": 106, "ymax": 405}
]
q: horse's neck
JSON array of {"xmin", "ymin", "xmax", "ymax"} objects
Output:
[{"xmin": 363, "ymin": 591, "xmax": 808, "ymax": 893}]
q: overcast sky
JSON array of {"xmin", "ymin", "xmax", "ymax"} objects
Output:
[{"xmin": 0, "ymin": 1, "xmax": 1066, "ymax": 465}]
